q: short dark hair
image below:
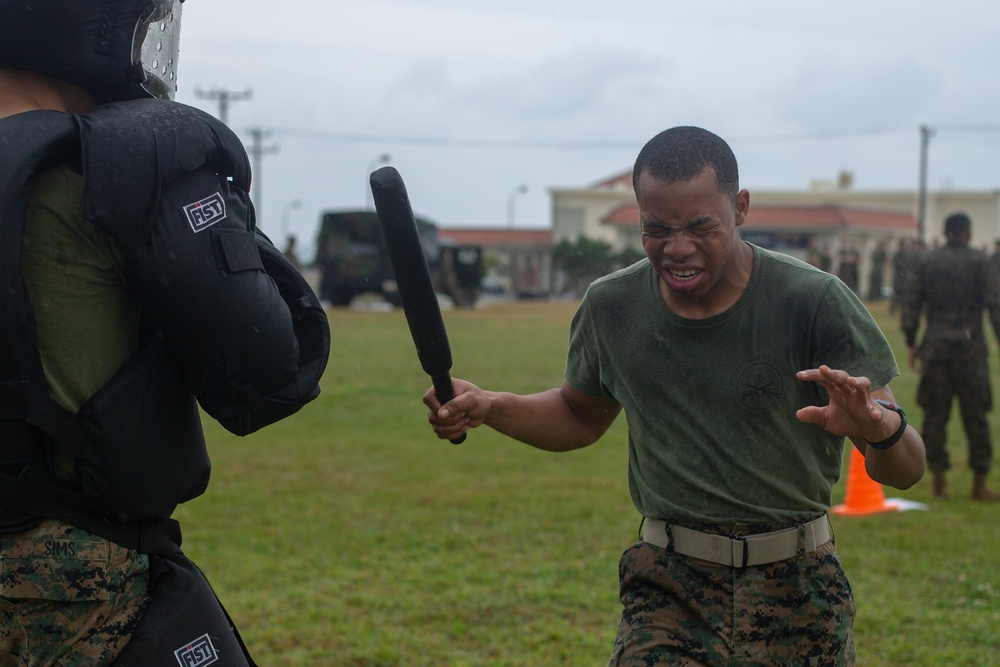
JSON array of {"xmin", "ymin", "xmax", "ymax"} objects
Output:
[
  {"xmin": 632, "ymin": 126, "xmax": 739, "ymax": 197},
  {"xmin": 944, "ymin": 212, "xmax": 971, "ymax": 239}
]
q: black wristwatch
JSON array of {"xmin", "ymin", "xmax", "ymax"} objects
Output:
[{"xmin": 866, "ymin": 399, "xmax": 907, "ymax": 450}]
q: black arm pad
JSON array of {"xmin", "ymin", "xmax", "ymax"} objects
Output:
[{"xmin": 124, "ymin": 168, "xmax": 329, "ymax": 435}]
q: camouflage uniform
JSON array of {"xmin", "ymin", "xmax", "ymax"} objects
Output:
[
  {"xmin": 0, "ymin": 520, "xmax": 149, "ymax": 667},
  {"xmin": 607, "ymin": 525, "xmax": 854, "ymax": 667},
  {"xmin": 890, "ymin": 240, "xmax": 911, "ymax": 314},
  {"xmin": 902, "ymin": 242, "xmax": 1000, "ymax": 474},
  {"xmin": 990, "ymin": 249, "xmax": 1000, "ymax": 297},
  {"xmin": 836, "ymin": 245, "xmax": 860, "ymax": 296},
  {"xmin": 867, "ymin": 243, "xmax": 887, "ymax": 301}
]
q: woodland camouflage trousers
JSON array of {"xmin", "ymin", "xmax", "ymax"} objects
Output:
[
  {"xmin": 917, "ymin": 358, "xmax": 994, "ymax": 473},
  {"xmin": 0, "ymin": 520, "xmax": 149, "ymax": 667},
  {"xmin": 607, "ymin": 539, "xmax": 855, "ymax": 667}
]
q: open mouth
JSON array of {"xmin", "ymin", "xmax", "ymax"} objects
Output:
[{"xmin": 669, "ymin": 269, "xmax": 701, "ymax": 281}]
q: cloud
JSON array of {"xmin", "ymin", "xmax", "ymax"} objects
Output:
[
  {"xmin": 382, "ymin": 45, "xmax": 665, "ymax": 150},
  {"xmin": 482, "ymin": 47, "xmax": 659, "ymax": 122},
  {"xmin": 771, "ymin": 56, "xmax": 946, "ymax": 131}
]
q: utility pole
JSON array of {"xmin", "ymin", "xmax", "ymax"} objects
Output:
[
  {"xmin": 246, "ymin": 127, "xmax": 279, "ymax": 227},
  {"xmin": 917, "ymin": 124, "xmax": 935, "ymax": 242},
  {"xmin": 195, "ymin": 87, "xmax": 252, "ymax": 125}
]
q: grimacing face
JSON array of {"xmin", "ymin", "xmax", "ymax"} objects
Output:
[{"xmin": 638, "ymin": 166, "xmax": 750, "ymax": 309}]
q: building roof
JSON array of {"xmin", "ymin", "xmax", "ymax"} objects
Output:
[
  {"xmin": 438, "ymin": 227, "xmax": 551, "ymax": 246},
  {"xmin": 589, "ymin": 169, "xmax": 633, "ymax": 190},
  {"xmin": 601, "ymin": 204, "xmax": 917, "ymax": 232}
]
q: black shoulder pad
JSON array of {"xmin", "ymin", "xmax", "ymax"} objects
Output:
[
  {"xmin": 196, "ymin": 232, "xmax": 331, "ymax": 435},
  {"xmin": 123, "ymin": 167, "xmax": 329, "ymax": 436},
  {"xmin": 77, "ymin": 99, "xmax": 250, "ymax": 249}
]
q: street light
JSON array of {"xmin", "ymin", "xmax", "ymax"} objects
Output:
[
  {"xmin": 507, "ymin": 184, "xmax": 529, "ymax": 229},
  {"xmin": 280, "ymin": 199, "xmax": 302, "ymax": 242},
  {"xmin": 364, "ymin": 153, "xmax": 392, "ymax": 209}
]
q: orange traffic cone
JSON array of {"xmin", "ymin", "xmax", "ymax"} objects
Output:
[{"xmin": 832, "ymin": 447, "xmax": 900, "ymax": 516}]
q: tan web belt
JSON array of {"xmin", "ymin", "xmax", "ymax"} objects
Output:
[{"xmin": 642, "ymin": 514, "xmax": 832, "ymax": 567}]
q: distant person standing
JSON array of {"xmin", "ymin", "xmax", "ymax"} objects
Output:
[
  {"xmin": 284, "ymin": 234, "xmax": 302, "ymax": 269},
  {"xmin": 990, "ymin": 238, "xmax": 1000, "ymax": 294},
  {"xmin": 890, "ymin": 238, "xmax": 912, "ymax": 314},
  {"xmin": 806, "ymin": 239, "xmax": 832, "ymax": 273},
  {"xmin": 837, "ymin": 241, "xmax": 860, "ymax": 296},
  {"xmin": 897, "ymin": 238, "xmax": 928, "ymax": 315},
  {"xmin": 902, "ymin": 213, "xmax": 1000, "ymax": 500},
  {"xmin": 868, "ymin": 240, "xmax": 887, "ymax": 301}
]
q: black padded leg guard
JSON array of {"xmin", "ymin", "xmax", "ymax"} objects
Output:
[{"xmin": 111, "ymin": 552, "xmax": 257, "ymax": 667}]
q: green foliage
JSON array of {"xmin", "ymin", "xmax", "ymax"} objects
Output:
[
  {"xmin": 612, "ymin": 246, "xmax": 645, "ymax": 268},
  {"xmin": 184, "ymin": 300, "xmax": 999, "ymax": 666},
  {"xmin": 551, "ymin": 237, "xmax": 614, "ymax": 292}
]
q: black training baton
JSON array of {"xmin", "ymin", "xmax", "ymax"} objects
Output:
[{"xmin": 369, "ymin": 166, "xmax": 466, "ymax": 444}]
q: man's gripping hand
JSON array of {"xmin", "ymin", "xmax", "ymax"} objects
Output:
[{"xmin": 423, "ymin": 378, "xmax": 491, "ymax": 442}]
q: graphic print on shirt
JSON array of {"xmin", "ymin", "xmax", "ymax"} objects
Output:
[{"xmin": 734, "ymin": 358, "xmax": 783, "ymax": 411}]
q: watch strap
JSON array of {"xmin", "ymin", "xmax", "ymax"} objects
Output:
[{"xmin": 866, "ymin": 399, "xmax": 907, "ymax": 450}]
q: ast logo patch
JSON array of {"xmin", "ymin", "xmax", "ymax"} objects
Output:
[
  {"xmin": 736, "ymin": 361, "xmax": 783, "ymax": 411},
  {"xmin": 183, "ymin": 193, "xmax": 227, "ymax": 232},
  {"xmin": 174, "ymin": 633, "xmax": 219, "ymax": 667}
]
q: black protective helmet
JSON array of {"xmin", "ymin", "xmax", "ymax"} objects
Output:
[{"xmin": 0, "ymin": 0, "xmax": 184, "ymax": 103}]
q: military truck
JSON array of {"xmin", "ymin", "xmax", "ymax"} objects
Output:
[{"xmin": 315, "ymin": 210, "xmax": 481, "ymax": 307}]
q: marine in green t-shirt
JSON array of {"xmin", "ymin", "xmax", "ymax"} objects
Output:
[
  {"xmin": 422, "ymin": 126, "xmax": 926, "ymax": 666},
  {"xmin": 566, "ymin": 245, "xmax": 898, "ymax": 525}
]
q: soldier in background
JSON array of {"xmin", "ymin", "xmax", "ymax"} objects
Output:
[
  {"xmin": 283, "ymin": 234, "xmax": 302, "ymax": 270},
  {"xmin": 837, "ymin": 241, "xmax": 860, "ymax": 296},
  {"xmin": 902, "ymin": 213, "xmax": 1000, "ymax": 500},
  {"xmin": 890, "ymin": 238, "xmax": 911, "ymax": 314},
  {"xmin": 894, "ymin": 238, "xmax": 929, "ymax": 315},
  {"xmin": 868, "ymin": 240, "xmax": 887, "ymax": 301},
  {"xmin": 990, "ymin": 238, "xmax": 1000, "ymax": 293}
]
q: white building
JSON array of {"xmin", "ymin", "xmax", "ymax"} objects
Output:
[{"xmin": 550, "ymin": 169, "xmax": 1000, "ymax": 296}]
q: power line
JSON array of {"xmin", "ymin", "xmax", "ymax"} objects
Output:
[
  {"xmin": 934, "ymin": 123, "xmax": 1000, "ymax": 133},
  {"xmin": 273, "ymin": 127, "xmax": 637, "ymax": 149},
  {"xmin": 272, "ymin": 123, "xmax": 1000, "ymax": 151},
  {"xmin": 729, "ymin": 127, "xmax": 910, "ymax": 143},
  {"xmin": 270, "ymin": 124, "xmax": 921, "ymax": 150}
]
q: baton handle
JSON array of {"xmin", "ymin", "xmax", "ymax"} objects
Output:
[{"xmin": 432, "ymin": 373, "xmax": 466, "ymax": 445}]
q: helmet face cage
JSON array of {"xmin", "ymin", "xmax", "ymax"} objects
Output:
[{"xmin": 132, "ymin": 0, "xmax": 184, "ymax": 100}]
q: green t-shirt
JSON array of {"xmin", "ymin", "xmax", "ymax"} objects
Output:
[
  {"xmin": 565, "ymin": 244, "xmax": 898, "ymax": 525},
  {"xmin": 21, "ymin": 165, "xmax": 138, "ymax": 476}
]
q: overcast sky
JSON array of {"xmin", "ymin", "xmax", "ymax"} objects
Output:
[{"xmin": 175, "ymin": 0, "xmax": 1000, "ymax": 259}]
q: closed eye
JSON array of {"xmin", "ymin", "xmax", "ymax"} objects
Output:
[{"xmin": 641, "ymin": 217, "xmax": 716, "ymax": 237}]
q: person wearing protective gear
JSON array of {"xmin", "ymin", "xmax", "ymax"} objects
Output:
[{"xmin": 0, "ymin": 2, "xmax": 330, "ymax": 665}]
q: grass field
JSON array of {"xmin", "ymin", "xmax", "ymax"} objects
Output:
[{"xmin": 178, "ymin": 299, "xmax": 999, "ymax": 666}]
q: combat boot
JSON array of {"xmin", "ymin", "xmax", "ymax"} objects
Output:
[
  {"xmin": 972, "ymin": 473, "xmax": 1000, "ymax": 501},
  {"xmin": 932, "ymin": 471, "xmax": 949, "ymax": 499}
]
